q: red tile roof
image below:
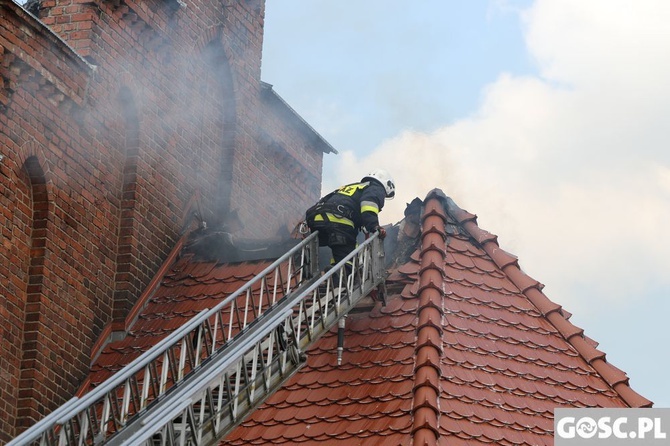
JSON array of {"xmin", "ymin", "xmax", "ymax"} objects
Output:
[
  {"xmin": 81, "ymin": 188, "xmax": 651, "ymax": 445},
  {"xmin": 220, "ymin": 188, "xmax": 651, "ymax": 445}
]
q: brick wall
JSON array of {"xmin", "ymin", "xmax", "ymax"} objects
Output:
[
  {"xmin": 0, "ymin": 0, "xmax": 326, "ymax": 439},
  {"xmin": 238, "ymin": 84, "xmax": 325, "ymax": 237}
]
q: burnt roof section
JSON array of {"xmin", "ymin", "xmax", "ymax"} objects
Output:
[
  {"xmin": 181, "ymin": 228, "xmax": 300, "ymax": 263},
  {"xmin": 260, "ymin": 81, "xmax": 337, "ymax": 154}
]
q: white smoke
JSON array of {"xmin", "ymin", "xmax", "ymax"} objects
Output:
[{"xmin": 327, "ymin": 0, "xmax": 670, "ymax": 316}]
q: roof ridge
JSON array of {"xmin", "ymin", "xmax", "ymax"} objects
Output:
[
  {"xmin": 427, "ymin": 188, "xmax": 652, "ymax": 408},
  {"xmin": 411, "ymin": 195, "xmax": 448, "ymax": 445}
]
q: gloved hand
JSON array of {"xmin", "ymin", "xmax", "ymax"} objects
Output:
[{"xmin": 376, "ymin": 226, "xmax": 387, "ymax": 240}]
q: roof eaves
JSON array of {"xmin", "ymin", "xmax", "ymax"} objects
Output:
[
  {"xmin": 429, "ymin": 188, "xmax": 653, "ymax": 408},
  {"xmin": 260, "ymin": 81, "xmax": 337, "ymax": 154}
]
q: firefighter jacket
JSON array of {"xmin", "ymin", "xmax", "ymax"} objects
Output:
[{"xmin": 307, "ymin": 180, "xmax": 386, "ymax": 233}]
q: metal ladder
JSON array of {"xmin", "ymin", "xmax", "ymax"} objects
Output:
[{"xmin": 10, "ymin": 231, "xmax": 387, "ymax": 446}]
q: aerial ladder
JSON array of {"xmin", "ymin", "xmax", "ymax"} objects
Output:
[{"xmin": 9, "ymin": 231, "xmax": 387, "ymax": 446}]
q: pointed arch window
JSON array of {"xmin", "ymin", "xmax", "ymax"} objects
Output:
[
  {"xmin": 16, "ymin": 156, "xmax": 49, "ymax": 426},
  {"xmin": 112, "ymin": 87, "xmax": 141, "ymax": 326}
]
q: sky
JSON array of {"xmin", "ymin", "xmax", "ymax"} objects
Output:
[{"xmin": 260, "ymin": 0, "xmax": 670, "ymax": 408}]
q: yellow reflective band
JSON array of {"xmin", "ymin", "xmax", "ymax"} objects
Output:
[
  {"xmin": 360, "ymin": 201, "xmax": 379, "ymax": 214},
  {"xmin": 314, "ymin": 213, "xmax": 355, "ymax": 227}
]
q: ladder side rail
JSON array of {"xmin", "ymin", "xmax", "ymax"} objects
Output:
[
  {"xmin": 9, "ymin": 233, "xmax": 319, "ymax": 446},
  {"xmin": 8, "ymin": 398, "xmax": 82, "ymax": 446}
]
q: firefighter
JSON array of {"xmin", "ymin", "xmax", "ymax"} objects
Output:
[{"xmin": 305, "ymin": 169, "xmax": 395, "ymax": 273}]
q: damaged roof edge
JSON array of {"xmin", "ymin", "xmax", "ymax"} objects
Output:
[
  {"xmin": 260, "ymin": 81, "xmax": 338, "ymax": 154},
  {"xmin": 425, "ymin": 188, "xmax": 653, "ymax": 408}
]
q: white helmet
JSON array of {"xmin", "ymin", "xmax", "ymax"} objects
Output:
[{"xmin": 364, "ymin": 169, "xmax": 395, "ymax": 199}]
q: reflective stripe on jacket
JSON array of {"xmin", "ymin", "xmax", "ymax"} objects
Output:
[{"xmin": 313, "ymin": 212, "xmax": 355, "ymax": 227}]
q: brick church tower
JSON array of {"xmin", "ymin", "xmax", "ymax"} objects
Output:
[{"xmin": 0, "ymin": 0, "xmax": 332, "ymax": 440}]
